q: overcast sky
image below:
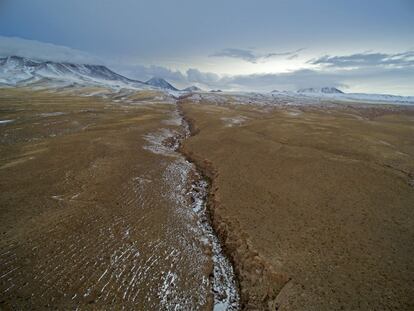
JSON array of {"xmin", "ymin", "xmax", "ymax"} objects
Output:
[{"xmin": 0, "ymin": 0, "xmax": 413, "ymax": 94}]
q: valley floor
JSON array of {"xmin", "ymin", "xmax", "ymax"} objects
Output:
[{"xmin": 1, "ymin": 88, "xmax": 413, "ymax": 310}]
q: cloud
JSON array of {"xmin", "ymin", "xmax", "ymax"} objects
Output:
[
  {"xmin": 0, "ymin": 36, "xmax": 411, "ymax": 95},
  {"xmin": 262, "ymin": 48, "xmax": 306, "ymax": 60},
  {"xmin": 115, "ymin": 64, "xmax": 187, "ymax": 83},
  {"xmin": 217, "ymin": 66, "xmax": 414, "ymax": 94},
  {"xmin": 186, "ymin": 68, "xmax": 220, "ymax": 85},
  {"xmin": 209, "ymin": 48, "xmax": 258, "ymax": 63},
  {"xmin": 113, "ymin": 54, "xmax": 414, "ymax": 94},
  {"xmin": 209, "ymin": 48, "xmax": 305, "ymax": 63},
  {"xmin": 219, "ymin": 69, "xmax": 347, "ymax": 91},
  {"xmin": 113, "ymin": 64, "xmax": 222, "ymax": 89},
  {"xmin": 0, "ymin": 36, "xmax": 102, "ymax": 64},
  {"xmin": 120, "ymin": 61, "xmax": 414, "ymax": 95},
  {"xmin": 309, "ymin": 51, "xmax": 414, "ymax": 68}
]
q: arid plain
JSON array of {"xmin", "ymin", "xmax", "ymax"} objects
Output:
[
  {"xmin": 0, "ymin": 88, "xmax": 220, "ymax": 310},
  {"xmin": 179, "ymin": 95, "xmax": 414, "ymax": 310},
  {"xmin": 1, "ymin": 88, "xmax": 414, "ymax": 310}
]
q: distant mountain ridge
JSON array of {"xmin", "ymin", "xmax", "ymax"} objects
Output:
[
  {"xmin": 183, "ymin": 85, "xmax": 202, "ymax": 92},
  {"xmin": 273, "ymin": 86, "xmax": 414, "ymax": 104},
  {"xmin": 0, "ymin": 56, "xmax": 151, "ymax": 89},
  {"xmin": 1, "ymin": 56, "xmax": 413, "ymax": 105},
  {"xmin": 145, "ymin": 77, "xmax": 178, "ymax": 91},
  {"xmin": 0, "ymin": 56, "xmax": 206, "ymax": 93},
  {"xmin": 297, "ymin": 87, "xmax": 344, "ymax": 94}
]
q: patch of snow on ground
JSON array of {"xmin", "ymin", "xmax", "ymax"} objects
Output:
[
  {"xmin": 192, "ymin": 93, "xmax": 228, "ymax": 105},
  {"xmin": 221, "ymin": 116, "xmax": 248, "ymax": 127},
  {"xmin": 39, "ymin": 112, "xmax": 67, "ymax": 117},
  {"xmin": 189, "ymin": 172, "xmax": 240, "ymax": 311},
  {"xmin": 0, "ymin": 119, "xmax": 14, "ymax": 124},
  {"xmin": 162, "ymin": 110, "xmax": 183, "ymax": 126},
  {"xmin": 286, "ymin": 110, "xmax": 302, "ymax": 116},
  {"xmin": 143, "ymin": 108, "xmax": 240, "ymax": 310},
  {"xmin": 188, "ymin": 94, "xmax": 202, "ymax": 102},
  {"xmin": 143, "ymin": 128, "xmax": 181, "ymax": 156}
]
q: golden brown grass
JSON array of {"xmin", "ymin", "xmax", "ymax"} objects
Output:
[{"xmin": 179, "ymin": 99, "xmax": 414, "ymax": 310}]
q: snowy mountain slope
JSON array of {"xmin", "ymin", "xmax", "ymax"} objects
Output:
[
  {"xmin": 0, "ymin": 56, "xmax": 150, "ymax": 90},
  {"xmin": 322, "ymin": 92, "xmax": 414, "ymax": 105},
  {"xmin": 270, "ymin": 87, "xmax": 413, "ymax": 105},
  {"xmin": 292, "ymin": 87, "xmax": 414, "ymax": 105},
  {"xmin": 145, "ymin": 77, "xmax": 178, "ymax": 91},
  {"xmin": 221, "ymin": 90, "xmax": 414, "ymax": 106},
  {"xmin": 182, "ymin": 86, "xmax": 202, "ymax": 92},
  {"xmin": 297, "ymin": 87, "xmax": 344, "ymax": 94},
  {"xmin": 1, "ymin": 56, "xmax": 412, "ymax": 105}
]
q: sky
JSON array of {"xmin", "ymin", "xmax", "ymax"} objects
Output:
[{"xmin": 0, "ymin": 0, "xmax": 413, "ymax": 94}]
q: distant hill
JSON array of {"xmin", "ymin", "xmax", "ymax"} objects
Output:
[
  {"xmin": 145, "ymin": 77, "xmax": 178, "ymax": 91},
  {"xmin": 291, "ymin": 86, "xmax": 413, "ymax": 104},
  {"xmin": 182, "ymin": 85, "xmax": 202, "ymax": 92},
  {"xmin": 297, "ymin": 87, "xmax": 344, "ymax": 94}
]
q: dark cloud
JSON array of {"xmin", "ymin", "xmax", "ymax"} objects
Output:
[
  {"xmin": 209, "ymin": 48, "xmax": 305, "ymax": 63},
  {"xmin": 286, "ymin": 54, "xmax": 299, "ymax": 60},
  {"xmin": 263, "ymin": 48, "xmax": 306, "ymax": 60},
  {"xmin": 309, "ymin": 51, "xmax": 414, "ymax": 68},
  {"xmin": 0, "ymin": 36, "xmax": 102, "ymax": 64}
]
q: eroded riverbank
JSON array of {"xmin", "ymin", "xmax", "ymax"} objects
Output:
[
  {"xmin": 144, "ymin": 105, "xmax": 240, "ymax": 310},
  {"xmin": 178, "ymin": 102, "xmax": 289, "ymax": 310}
]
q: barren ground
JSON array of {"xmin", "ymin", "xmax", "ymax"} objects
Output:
[
  {"xmin": 0, "ymin": 89, "xmax": 214, "ymax": 310},
  {"xmin": 179, "ymin": 98, "xmax": 414, "ymax": 310},
  {"xmin": 1, "ymin": 88, "xmax": 414, "ymax": 310}
]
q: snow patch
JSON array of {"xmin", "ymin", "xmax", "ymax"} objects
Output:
[
  {"xmin": 39, "ymin": 112, "xmax": 66, "ymax": 117},
  {"xmin": 221, "ymin": 116, "xmax": 248, "ymax": 127},
  {"xmin": 0, "ymin": 119, "xmax": 14, "ymax": 124},
  {"xmin": 143, "ymin": 128, "xmax": 181, "ymax": 156}
]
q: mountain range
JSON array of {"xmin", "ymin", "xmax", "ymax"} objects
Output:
[
  {"xmin": 0, "ymin": 56, "xmax": 413, "ymax": 104},
  {"xmin": 0, "ymin": 56, "xmax": 202, "ymax": 92},
  {"xmin": 270, "ymin": 87, "xmax": 414, "ymax": 104},
  {"xmin": 297, "ymin": 87, "xmax": 344, "ymax": 94},
  {"xmin": 0, "ymin": 56, "xmax": 149, "ymax": 89}
]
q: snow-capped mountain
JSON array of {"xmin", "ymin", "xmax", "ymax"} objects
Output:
[
  {"xmin": 290, "ymin": 86, "xmax": 413, "ymax": 104},
  {"xmin": 297, "ymin": 87, "xmax": 344, "ymax": 94},
  {"xmin": 1, "ymin": 56, "xmax": 413, "ymax": 105},
  {"xmin": 182, "ymin": 86, "xmax": 202, "ymax": 92},
  {"xmin": 324, "ymin": 92, "xmax": 414, "ymax": 105},
  {"xmin": 145, "ymin": 77, "xmax": 178, "ymax": 91},
  {"xmin": 269, "ymin": 87, "xmax": 414, "ymax": 105},
  {"xmin": 0, "ymin": 56, "xmax": 150, "ymax": 89}
]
